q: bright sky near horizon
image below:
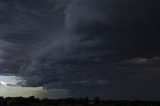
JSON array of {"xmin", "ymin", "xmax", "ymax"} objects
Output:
[
  {"xmin": 0, "ymin": 86, "xmax": 43, "ymax": 97},
  {"xmin": 0, "ymin": 75, "xmax": 43, "ymax": 97}
]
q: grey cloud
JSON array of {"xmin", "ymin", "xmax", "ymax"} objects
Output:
[
  {"xmin": 0, "ymin": 0, "xmax": 68, "ymax": 72},
  {"xmin": 18, "ymin": 0, "xmax": 160, "ymax": 99},
  {"xmin": 0, "ymin": 0, "xmax": 160, "ymax": 100}
]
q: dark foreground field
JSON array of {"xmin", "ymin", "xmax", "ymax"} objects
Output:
[{"xmin": 0, "ymin": 96, "xmax": 160, "ymax": 106}]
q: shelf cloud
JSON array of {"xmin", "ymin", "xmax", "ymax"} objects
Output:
[{"xmin": 0, "ymin": 0, "xmax": 160, "ymax": 100}]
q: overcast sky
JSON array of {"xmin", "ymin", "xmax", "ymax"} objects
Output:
[{"xmin": 0, "ymin": 0, "xmax": 160, "ymax": 100}]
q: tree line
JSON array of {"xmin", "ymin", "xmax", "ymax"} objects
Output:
[{"xmin": 0, "ymin": 96, "xmax": 160, "ymax": 106}]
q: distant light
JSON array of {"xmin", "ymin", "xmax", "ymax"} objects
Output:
[{"xmin": 0, "ymin": 81, "xmax": 7, "ymax": 86}]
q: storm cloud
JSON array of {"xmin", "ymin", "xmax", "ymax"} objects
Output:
[{"xmin": 0, "ymin": 0, "xmax": 160, "ymax": 100}]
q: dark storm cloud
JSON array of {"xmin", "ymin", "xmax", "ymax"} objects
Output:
[
  {"xmin": 0, "ymin": 0, "xmax": 68, "ymax": 73},
  {"xmin": 0, "ymin": 0, "xmax": 160, "ymax": 100}
]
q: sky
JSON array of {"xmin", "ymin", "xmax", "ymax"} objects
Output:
[{"xmin": 0, "ymin": 0, "xmax": 160, "ymax": 100}]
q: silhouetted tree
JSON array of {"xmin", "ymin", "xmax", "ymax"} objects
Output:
[
  {"xmin": 94, "ymin": 97, "xmax": 100, "ymax": 104},
  {"xmin": 0, "ymin": 96, "xmax": 160, "ymax": 106}
]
